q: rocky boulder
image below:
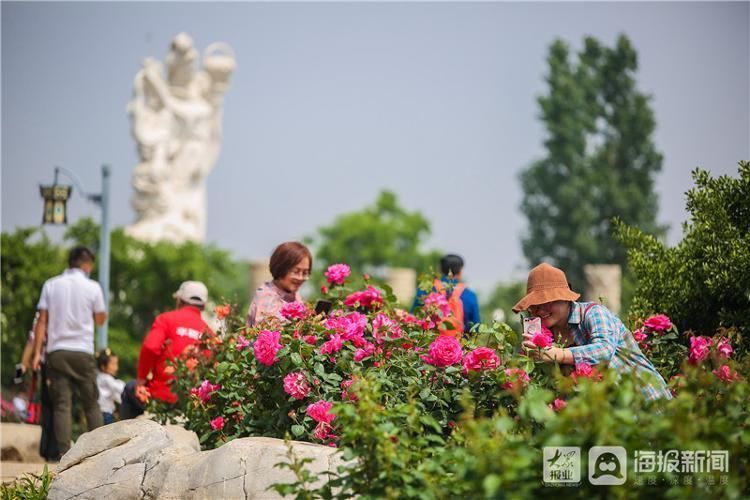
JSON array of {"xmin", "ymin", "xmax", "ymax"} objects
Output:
[{"xmin": 49, "ymin": 419, "xmax": 344, "ymax": 499}]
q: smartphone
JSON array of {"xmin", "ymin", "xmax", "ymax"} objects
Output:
[
  {"xmin": 314, "ymin": 300, "xmax": 332, "ymax": 315},
  {"xmin": 523, "ymin": 316, "xmax": 542, "ymax": 336}
]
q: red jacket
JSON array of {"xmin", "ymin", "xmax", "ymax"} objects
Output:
[{"xmin": 137, "ymin": 306, "xmax": 212, "ymax": 403}]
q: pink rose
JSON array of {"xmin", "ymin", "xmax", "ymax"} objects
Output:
[
  {"xmin": 549, "ymin": 398, "xmax": 567, "ymax": 412},
  {"xmin": 354, "ymin": 342, "xmax": 376, "ymax": 362},
  {"xmin": 280, "ymin": 301, "xmax": 309, "ymax": 320},
  {"xmin": 253, "ymin": 330, "xmax": 282, "ymax": 366},
  {"xmin": 325, "ymin": 263, "xmax": 351, "ymax": 285},
  {"xmin": 688, "ymin": 336, "xmax": 711, "ymax": 364},
  {"xmin": 462, "ymin": 347, "xmax": 500, "ymax": 374},
  {"xmin": 421, "ymin": 335, "xmax": 463, "ymax": 367},
  {"xmin": 372, "ymin": 313, "xmax": 403, "ymax": 341},
  {"xmin": 235, "ymin": 335, "xmax": 251, "ymax": 351},
  {"xmin": 713, "ymin": 365, "xmax": 741, "ymax": 383},
  {"xmin": 344, "ymin": 285, "xmax": 383, "ymax": 309},
  {"xmin": 341, "ymin": 379, "xmax": 357, "ymax": 402},
  {"xmin": 306, "ymin": 400, "xmax": 335, "ymax": 424},
  {"xmin": 715, "ymin": 337, "xmax": 733, "ymax": 359},
  {"xmin": 314, "ymin": 421, "xmax": 333, "ymax": 440},
  {"xmin": 283, "ymin": 371, "xmax": 311, "ymax": 400},
  {"xmin": 304, "ymin": 335, "xmax": 317, "ymax": 345},
  {"xmin": 210, "ymin": 416, "xmax": 225, "ymax": 431},
  {"xmin": 424, "ymin": 292, "xmax": 451, "ymax": 317},
  {"xmin": 632, "ymin": 328, "xmax": 648, "ymax": 344},
  {"xmin": 530, "ymin": 326, "xmax": 554, "ymax": 348},
  {"xmin": 502, "ymin": 368, "xmax": 530, "ymax": 391},
  {"xmin": 643, "ymin": 314, "xmax": 672, "ymax": 333},
  {"xmin": 321, "ymin": 285, "xmax": 329, "ymax": 295},
  {"xmin": 320, "ymin": 334, "xmax": 343, "ymax": 355},
  {"xmin": 191, "ymin": 379, "xmax": 220, "ymax": 404}
]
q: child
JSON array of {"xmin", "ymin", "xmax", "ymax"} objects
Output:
[{"xmin": 97, "ymin": 348, "xmax": 126, "ymax": 424}]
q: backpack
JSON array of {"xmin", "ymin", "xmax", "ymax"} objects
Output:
[{"xmin": 433, "ymin": 279, "xmax": 465, "ymax": 338}]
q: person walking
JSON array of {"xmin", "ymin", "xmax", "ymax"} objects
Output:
[{"xmin": 32, "ymin": 246, "xmax": 107, "ymax": 458}]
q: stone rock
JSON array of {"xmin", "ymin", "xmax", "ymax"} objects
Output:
[
  {"xmin": 155, "ymin": 437, "xmax": 343, "ymax": 499},
  {"xmin": 48, "ymin": 420, "xmax": 345, "ymax": 499},
  {"xmin": 49, "ymin": 419, "xmax": 195, "ymax": 500},
  {"xmin": 0, "ymin": 422, "xmax": 42, "ymax": 462}
]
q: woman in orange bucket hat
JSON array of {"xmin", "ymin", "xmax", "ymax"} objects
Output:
[{"xmin": 513, "ymin": 263, "xmax": 671, "ymax": 400}]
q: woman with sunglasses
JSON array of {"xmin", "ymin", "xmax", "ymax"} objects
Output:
[
  {"xmin": 247, "ymin": 241, "xmax": 312, "ymax": 327},
  {"xmin": 513, "ymin": 263, "xmax": 671, "ymax": 400}
]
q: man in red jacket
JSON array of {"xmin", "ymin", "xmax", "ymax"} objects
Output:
[{"xmin": 121, "ymin": 281, "xmax": 212, "ymax": 419}]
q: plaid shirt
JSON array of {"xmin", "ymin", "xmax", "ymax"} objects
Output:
[{"xmin": 567, "ymin": 301, "xmax": 672, "ymax": 401}]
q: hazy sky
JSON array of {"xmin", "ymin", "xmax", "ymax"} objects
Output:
[{"xmin": 2, "ymin": 1, "xmax": 748, "ymax": 295}]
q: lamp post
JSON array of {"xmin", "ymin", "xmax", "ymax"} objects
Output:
[{"xmin": 40, "ymin": 165, "xmax": 111, "ymax": 348}]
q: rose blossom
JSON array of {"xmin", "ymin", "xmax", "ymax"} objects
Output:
[
  {"xmin": 354, "ymin": 342, "xmax": 377, "ymax": 362},
  {"xmin": 688, "ymin": 336, "xmax": 711, "ymax": 364},
  {"xmin": 713, "ymin": 365, "xmax": 741, "ymax": 383},
  {"xmin": 632, "ymin": 328, "xmax": 648, "ymax": 344},
  {"xmin": 325, "ymin": 263, "xmax": 351, "ymax": 285},
  {"xmin": 280, "ymin": 301, "xmax": 309, "ymax": 320},
  {"xmin": 210, "ymin": 416, "xmax": 225, "ymax": 431},
  {"xmin": 306, "ymin": 400, "xmax": 336, "ymax": 424},
  {"xmin": 549, "ymin": 398, "xmax": 567, "ymax": 412},
  {"xmin": 344, "ymin": 285, "xmax": 383, "ymax": 309},
  {"xmin": 502, "ymin": 368, "xmax": 530, "ymax": 391},
  {"xmin": 191, "ymin": 379, "xmax": 220, "ymax": 404},
  {"xmin": 421, "ymin": 335, "xmax": 463, "ymax": 367},
  {"xmin": 320, "ymin": 334, "xmax": 343, "ymax": 355},
  {"xmin": 214, "ymin": 304, "xmax": 231, "ymax": 320},
  {"xmin": 314, "ymin": 421, "xmax": 334, "ymax": 440},
  {"xmin": 185, "ymin": 357, "xmax": 198, "ymax": 372},
  {"xmin": 236, "ymin": 335, "xmax": 251, "ymax": 351},
  {"xmin": 304, "ymin": 335, "xmax": 317, "ymax": 345},
  {"xmin": 253, "ymin": 330, "xmax": 282, "ymax": 366},
  {"xmin": 530, "ymin": 326, "xmax": 554, "ymax": 348},
  {"xmin": 424, "ymin": 292, "xmax": 451, "ymax": 317},
  {"xmin": 341, "ymin": 379, "xmax": 357, "ymax": 402},
  {"xmin": 715, "ymin": 337, "xmax": 733, "ymax": 359},
  {"xmin": 643, "ymin": 314, "xmax": 672, "ymax": 332},
  {"xmin": 283, "ymin": 372, "xmax": 311, "ymax": 400},
  {"xmin": 462, "ymin": 347, "xmax": 500, "ymax": 374}
]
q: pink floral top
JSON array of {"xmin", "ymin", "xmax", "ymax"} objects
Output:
[{"xmin": 247, "ymin": 281, "xmax": 302, "ymax": 327}]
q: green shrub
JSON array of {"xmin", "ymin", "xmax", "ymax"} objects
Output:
[{"xmin": 614, "ymin": 161, "xmax": 750, "ymax": 352}]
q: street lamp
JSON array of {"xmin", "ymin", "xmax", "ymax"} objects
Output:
[{"xmin": 40, "ymin": 165, "xmax": 111, "ymax": 348}]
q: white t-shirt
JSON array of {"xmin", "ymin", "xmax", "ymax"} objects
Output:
[
  {"xmin": 37, "ymin": 268, "xmax": 106, "ymax": 354},
  {"xmin": 97, "ymin": 372, "xmax": 125, "ymax": 414}
]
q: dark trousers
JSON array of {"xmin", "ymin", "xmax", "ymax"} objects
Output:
[
  {"xmin": 47, "ymin": 350, "xmax": 103, "ymax": 456},
  {"xmin": 39, "ymin": 363, "xmax": 60, "ymax": 461},
  {"xmin": 119, "ymin": 380, "xmax": 146, "ymax": 420}
]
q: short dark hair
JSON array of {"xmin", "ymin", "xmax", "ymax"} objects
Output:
[
  {"xmin": 269, "ymin": 241, "xmax": 313, "ymax": 280},
  {"xmin": 97, "ymin": 348, "xmax": 116, "ymax": 370},
  {"xmin": 440, "ymin": 254, "xmax": 464, "ymax": 276},
  {"xmin": 68, "ymin": 246, "xmax": 95, "ymax": 268}
]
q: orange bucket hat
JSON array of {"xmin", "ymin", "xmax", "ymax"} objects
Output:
[{"xmin": 512, "ymin": 263, "xmax": 580, "ymax": 313}]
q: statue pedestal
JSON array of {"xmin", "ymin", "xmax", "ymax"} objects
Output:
[{"xmin": 385, "ymin": 267, "xmax": 417, "ymax": 307}]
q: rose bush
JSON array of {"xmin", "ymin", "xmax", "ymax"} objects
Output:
[{"xmin": 151, "ymin": 264, "xmax": 749, "ymax": 497}]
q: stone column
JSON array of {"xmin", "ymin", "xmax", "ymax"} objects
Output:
[
  {"xmin": 583, "ymin": 264, "xmax": 622, "ymax": 315},
  {"xmin": 385, "ymin": 267, "xmax": 417, "ymax": 306},
  {"xmin": 249, "ymin": 260, "xmax": 272, "ymax": 301}
]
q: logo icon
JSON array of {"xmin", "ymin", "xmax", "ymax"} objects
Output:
[
  {"xmin": 589, "ymin": 446, "xmax": 627, "ymax": 485},
  {"xmin": 543, "ymin": 447, "xmax": 580, "ymax": 484}
]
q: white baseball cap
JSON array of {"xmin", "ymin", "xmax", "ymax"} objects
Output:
[{"xmin": 173, "ymin": 281, "xmax": 208, "ymax": 306}]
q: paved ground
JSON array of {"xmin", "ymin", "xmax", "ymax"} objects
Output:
[{"xmin": 0, "ymin": 461, "xmax": 54, "ymax": 484}]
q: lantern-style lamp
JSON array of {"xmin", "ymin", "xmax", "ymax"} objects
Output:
[{"xmin": 40, "ymin": 183, "xmax": 72, "ymax": 225}]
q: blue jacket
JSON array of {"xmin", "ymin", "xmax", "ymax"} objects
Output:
[{"xmin": 412, "ymin": 276, "xmax": 480, "ymax": 332}]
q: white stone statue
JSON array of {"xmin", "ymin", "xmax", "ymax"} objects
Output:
[{"xmin": 126, "ymin": 33, "xmax": 235, "ymax": 244}]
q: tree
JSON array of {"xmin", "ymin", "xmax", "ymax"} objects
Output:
[
  {"xmin": 307, "ymin": 191, "xmax": 441, "ymax": 282},
  {"xmin": 614, "ymin": 161, "xmax": 750, "ymax": 349},
  {"xmin": 1, "ymin": 229, "xmax": 65, "ymax": 384},
  {"xmin": 519, "ymin": 35, "xmax": 665, "ymax": 288}
]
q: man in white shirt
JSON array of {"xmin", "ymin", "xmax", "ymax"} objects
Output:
[{"xmin": 33, "ymin": 246, "xmax": 107, "ymax": 458}]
